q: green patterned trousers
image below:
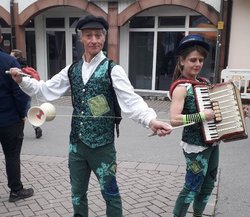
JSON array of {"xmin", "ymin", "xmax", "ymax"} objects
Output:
[
  {"xmin": 173, "ymin": 145, "xmax": 219, "ymax": 217},
  {"xmin": 68, "ymin": 141, "xmax": 122, "ymax": 217}
]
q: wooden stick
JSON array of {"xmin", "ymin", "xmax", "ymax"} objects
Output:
[
  {"xmin": 148, "ymin": 122, "xmax": 195, "ymax": 137},
  {"xmin": 5, "ymin": 70, "xmax": 31, "ymax": 77}
]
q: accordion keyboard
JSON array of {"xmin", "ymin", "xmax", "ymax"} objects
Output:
[
  {"xmin": 194, "ymin": 82, "xmax": 247, "ymax": 143},
  {"xmin": 195, "ymin": 87, "xmax": 219, "ymax": 141}
]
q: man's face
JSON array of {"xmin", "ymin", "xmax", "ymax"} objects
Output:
[{"xmin": 80, "ymin": 29, "xmax": 105, "ymax": 59}]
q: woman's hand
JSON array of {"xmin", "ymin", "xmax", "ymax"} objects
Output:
[{"xmin": 203, "ymin": 109, "xmax": 215, "ymax": 121}]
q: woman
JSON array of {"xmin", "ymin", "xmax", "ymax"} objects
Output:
[{"xmin": 169, "ymin": 34, "xmax": 216, "ymax": 217}]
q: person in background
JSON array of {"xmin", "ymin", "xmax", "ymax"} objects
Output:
[
  {"xmin": 0, "ymin": 24, "xmax": 34, "ymax": 202},
  {"xmin": 9, "ymin": 15, "xmax": 173, "ymax": 217},
  {"xmin": 10, "ymin": 49, "xmax": 43, "ymax": 139}
]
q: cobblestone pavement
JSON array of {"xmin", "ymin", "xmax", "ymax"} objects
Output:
[{"xmin": 0, "ymin": 97, "xmax": 217, "ymax": 217}]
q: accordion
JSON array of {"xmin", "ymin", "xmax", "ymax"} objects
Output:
[{"xmin": 194, "ymin": 82, "xmax": 248, "ymax": 144}]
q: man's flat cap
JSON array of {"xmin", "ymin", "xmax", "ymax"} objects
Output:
[{"xmin": 75, "ymin": 15, "xmax": 109, "ymax": 32}]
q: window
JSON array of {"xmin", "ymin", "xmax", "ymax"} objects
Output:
[
  {"xmin": 128, "ymin": 14, "xmax": 217, "ymax": 91},
  {"xmin": 26, "ymin": 31, "xmax": 36, "ymax": 68},
  {"xmin": 156, "ymin": 32, "xmax": 184, "ymax": 90},
  {"xmin": 46, "ymin": 31, "xmax": 66, "ymax": 78},
  {"xmin": 46, "ymin": 18, "xmax": 65, "ymax": 28},
  {"xmin": 158, "ymin": 16, "xmax": 185, "ymax": 28},
  {"xmin": 129, "ymin": 32, "xmax": 154, "ymax": 89},
  {"xmin": 69, "ymin": 17, "xmax": 79, "ymax": 28},
  {"xmin": 129, "ymin": 17, "xmax": 155, "ymax": 28},
  {"xmin": 189, "ymin": 15, "xmax": 216, "ymax": 28},
  {"xmin": 26, "ymin": 19, "xmax": 35, "ymax": 28},
  {"xmin": 0, "ymin": 18, "xmax": 9, "ymax": 27}
]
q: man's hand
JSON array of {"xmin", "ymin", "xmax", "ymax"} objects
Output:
[
  {"xmin": 149, "ymin": 119, "xmax": 173, "ymax": 137},
  {"xmin": 7, "ymin": 68, "xmax": 24, "ymax": 84}
]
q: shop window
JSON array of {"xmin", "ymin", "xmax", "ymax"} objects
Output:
[
  {"xmin": 69, "ymin": 17, "xmax": 79, "ymax": 28},
  {"xmin": 189, "ymin": 16, "xmax": 216, "ymax": 28},
  {"xmin": 128, "ymin": 14, "xmax": 217, "ymax": 91},
  {"xmin": 25, "ymin": 31, "xmax": 36, "ymax": 68},
  {"xmin": 26, "ymin": 19, "xmax": 35, "ymax": 28},
  {"xmin": 46, "ymin": 18, "xmax": 65, "ymax": 28},
  {"xmin": 72, "ymin": 33, "xmax": 84, "ymax": 62},
  {"xmin": 156, "ymin": 32, "xmax": 184, "ymax": 90},
  {"xmin": 129, "ymin": 32, "xmax": 153, "ymax": 89},
  {"xmin": 129, "ymin": 17, "xmax": 155, "ymax": 28},
  {"xmin": 158, "ymin": 16, "xmax": 185, "ymax": 28},
  {"xmin": 0, "ymin": 19, "xmax": 10, "ymax": 52},
  {"xmin": 46, "ymin": 31, "xmax": 66, "ymax": 78},
  {"xmin": 0, "ymin": 18, "xmax": 9, "ymax": 27},
  {"xmin": 189, "ymin": 16, "xmax": 217, "ymax": 41},
  {"xmin": 0, "ymin": 34, "xmax": 11, "ymax": 53}
]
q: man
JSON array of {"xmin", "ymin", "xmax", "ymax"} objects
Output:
[
  {"xmin": 9, "ymin": 15, "xmax": 172, "ymax": 217},
  {"xmin": 0, "ymin": 25, "xmax": 34, "ymax": 202}
]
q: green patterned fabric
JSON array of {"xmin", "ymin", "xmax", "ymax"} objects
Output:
[
  {"xmin": 68, "ymin": 58, "xmax": 117, "ymax": 148},
  {"xmin": 69, "ymin": 141, "xmax": 122, "ymax": 216},
  {"xmin": 173, "ymin": 145, "xmax": 219, "ymax": 217},
  {"xmin": 181, "ymin": 85, "xmax": 208, "ymax": 147}
]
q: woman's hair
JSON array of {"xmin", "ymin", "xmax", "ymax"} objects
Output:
[
  {"xmin": 11, "ymin": 49, "xmax": 23, "ymax": 58},
  {"xmin": 10, "ymin": 49, "xmax": 27, "ymax": 67},
  {"xmin": 172, "ymin": 45, "xmax": 208, "ymax": 82}
]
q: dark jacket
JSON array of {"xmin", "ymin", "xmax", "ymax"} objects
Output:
[{"xmin": 0, "ymin": 50, "xmax": 30, "ymax": 127}]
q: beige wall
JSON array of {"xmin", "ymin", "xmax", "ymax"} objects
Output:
[{"xmin": 228, "ymin": 0, "xmax": 250, "ymax": 68}]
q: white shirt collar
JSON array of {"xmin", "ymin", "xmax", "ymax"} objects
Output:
[
  {"xmin": 81, "ymin": 51, "xmax": 106, "ymax": 84},
  {"xmin": 83, "ymin": 51, "xmax": 106, "ymax": 65}
]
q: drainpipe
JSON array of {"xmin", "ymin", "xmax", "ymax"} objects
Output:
[
  {"xmin": 213, "ymin": 0, "xmax": 224, "ymax": 83},
  {"xmin": 214, "ymin": 0, "xmax": 233, "ymax": 83},
  {"xmin": 10, "ymin": 0, "xmax": 16, "ymax": 49},
  {"xmin": 224, "ymin": 0, "xmax": 232, "ymax": 67}
]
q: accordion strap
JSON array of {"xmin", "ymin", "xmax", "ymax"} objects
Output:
[{"xmin": 169, "ymin": 77, "xmax": 210, "ymax": 99}]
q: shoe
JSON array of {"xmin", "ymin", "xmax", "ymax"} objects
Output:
[
  {"xmin": 9, "ymin": 188, "xmax": 34, "ymax": 202},
  {"xmin": 35, "ymin": 127, "xmax": 42, "ymax": 139}
]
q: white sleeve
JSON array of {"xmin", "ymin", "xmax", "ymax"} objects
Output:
[
  {"xmin": 19, "ymin": 65, "xmax": 71, "ymax": 102},
  {"xmin": 111, "ymin": 65, "xmax": 157, "ymax": 127}
]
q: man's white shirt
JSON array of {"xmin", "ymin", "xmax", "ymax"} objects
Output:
[{"xmin": 20, "ymin": 51, "xmax": 156, "ymax": 127}]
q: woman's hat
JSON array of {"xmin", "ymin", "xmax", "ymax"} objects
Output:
[
  {"xmin": 176, "ymin": 34, "xmax": 210, "ymax": 54},
  {"xmin": 75, "ymin": 15, "xmax": 109, "ymax": 33}
]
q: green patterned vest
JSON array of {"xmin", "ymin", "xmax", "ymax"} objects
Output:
[
  {"xmin": 181, "ymin": 85, "xmax": 208, "ymax": 147},
  {"xmin": 68, "ymin": 58, "xmax": 116, "ymax": 148}
]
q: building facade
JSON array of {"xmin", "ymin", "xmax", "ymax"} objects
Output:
[{"xmin": 0, "ymin": 0, "xmax": 249, "ymax": 94}]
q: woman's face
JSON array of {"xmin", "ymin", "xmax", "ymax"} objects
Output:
[{"xmin": 180, "ymin": 50, "xmax": 205, "ymax": 79}]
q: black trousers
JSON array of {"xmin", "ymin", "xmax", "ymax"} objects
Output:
[{"xmin": 0, "ymin": 121, "xmax": 25, "ymax": 192}]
